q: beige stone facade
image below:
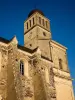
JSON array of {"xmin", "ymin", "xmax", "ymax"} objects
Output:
[{"xmin": 0, "ymin": 9, "xmax": 74, "ymax": 100}]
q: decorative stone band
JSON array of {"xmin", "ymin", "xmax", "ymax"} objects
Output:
[
  {"xmin": 54, "ymin": 73, "xmax": 71, "ymax": 80},
  {"xmin": 53, "ymin": 68, "xmax": 71, "ymax": 80}
]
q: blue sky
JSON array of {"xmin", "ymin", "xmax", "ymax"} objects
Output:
[{"xmin": 0, "ymin": 0, "xmax": 75, "ymax": 95}]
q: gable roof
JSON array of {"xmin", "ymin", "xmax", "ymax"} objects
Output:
[
  {"xmin": 0, "ymin": 37, "xmax": 9, "ymax": 44},
  {"xmin": 0, "ymin": 36, "xmax": 38, "ymax": 53},
  {"xmin": 18, "ymin": 45, "xmax": 38, "ymax": 54}
]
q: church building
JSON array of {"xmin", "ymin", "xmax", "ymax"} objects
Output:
[{"xmin": 0, "ymin": 9, "xmax": 74, "ymax": 100}]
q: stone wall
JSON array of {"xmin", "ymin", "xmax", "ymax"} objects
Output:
[
  {"xmin": 51, "ymin": 40, "xmax": 69, "ymax": 72},
  {"xmin": 30, "ymin": 56, "xmax": 56, "ymax": 100},
  {"xmin": 0, "ymin": 43, "xmax": 8, "ymax": 100},
  {"xmin": 0, "ymin": 37, "xmax": 74, "ymax": 100}
]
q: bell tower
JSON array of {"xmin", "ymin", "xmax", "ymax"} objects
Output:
[{"xmin": 24, "ymin": 9, "xmax": 52, "ymax": 60}]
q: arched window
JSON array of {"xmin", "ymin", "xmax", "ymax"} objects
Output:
[
  {"xmin": 59, "ymin": 59, "xmax": 63, "ymax": 69},
  {"xmin": 20, "ymin": 61, "xmax": 24, "ymax": 75}
]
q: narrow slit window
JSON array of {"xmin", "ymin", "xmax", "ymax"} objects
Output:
[
  {"xmin": 42, "ymin": 19, "xmax": 44, "ymax": 26},
  {"xmin": 20, "ymin": 61, "xmax": 24, "ymax": 75},
  {"xmin": 46, "ymin": 21, "xmax": 48, "ymax": 28},
  {"xmin": 27, "ymin": 22, "xmax": 28, "ymax": 29},
  {"xmin": 39, "ymin": 17, "xmax": 41, "ymax": 24},
  {"xmin": 29, "ymin": 20, "xmax": 31, "ymax": 27},
  {"xmin": 59, "ymin": 59, "xmax": 63, "ymax": 69},
  {"xmin": 33, "ymin": 18, "xmax": 34, "ymax": 25}
]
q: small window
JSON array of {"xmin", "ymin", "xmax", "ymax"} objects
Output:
[
  {"xmin": 29, "ymin": 20, "xmax": 31, "ymax": 27},
  {"xmin": 27, "ymin": 22, "xmax": 28, "ymax": 29},
  {"xmin": 43, "ymin": 32, "xmax": 46, "ymax": 36},
  {"xmin": 59, "ymin": 59, "xmax": 63, "ymax": 69},
  {"xmin": 20, "ymin": 61, "xmax": 24, "ymax": 75},
  {"xmin": 39, "ymin": 17, "xmax": 41, "ymax": 24},
  {"xmin": 30, "ymin": 44, "xmax": 32, "ymax": 47},
  {"xmin": 42, "ymin": 19, "xmax": 44, "ymax": 26},
  {"xmin": 33, "ymin": 18, "xmax": 34, "ymax": 25}
]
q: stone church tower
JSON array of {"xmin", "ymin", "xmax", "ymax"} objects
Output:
[{"xmin": 0, "ymin": 9, "xmax": 74, "ymax": 100}]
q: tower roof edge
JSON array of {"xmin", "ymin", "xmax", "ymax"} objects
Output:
[{"xmin": 28, "ymin": 9, "xmax": 44, "ymax": 17}]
